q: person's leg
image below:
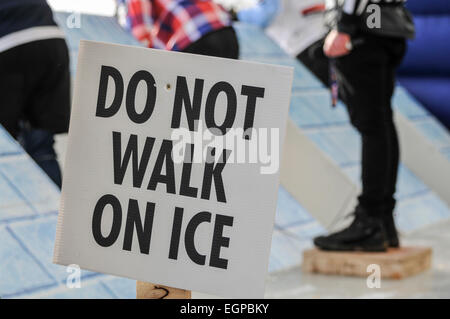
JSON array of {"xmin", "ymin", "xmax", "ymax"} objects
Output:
[
  {"xmin": 182, "ymin": 26, "xmax": 239, "ymax": 59},
  {"xmin": 314, "ymin": 36, "xmax": 400, "ymax": 251},
  {"xmin": 337, "ymin": 39, "xmax": 394, "ymax": 214},
  {"xmin": 379, "ymin": 38, "xmax": 406, "ymax": 247},
  {"xmin": 0, "ymin": 47, "xmax": 26, "ymax": 138},
  {"xmin": 382, "ymin": 38, "xmax": 406, "ymax": 210},
  {"xmin": 296, "ymin": 38, "xmax": 329, "ymax": 86},
  {"xmin": 1, "ymin": 39, "xmax": 70, "ymax": 188},
  {"xmin": 25, "ymin": 39, "xmax": 71, "ymax": 135},
  {"xmin": 358, "ymin": 118, "xmax": 395, "ymax": 212},
  {"xmin": 18, "ymin": 127, "xmax": 62, "ymax": 188},
  {"xmin": 381, "ymin": 118, "xmax": 400, "ymax": 246},
  {"xmin": 23, "ymin": 39, "xmax": 70, "ymax": 188}
]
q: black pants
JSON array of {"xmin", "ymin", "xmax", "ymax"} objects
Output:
[
  {"xmin": 183, "ymin": 26, "xmax": 239, "ymax": 59},
  {"xmin": 298, "ymin": 35, "xmax": 406, "ymax": 215},
  {"xmin": 17, "ymin": 127, "xmax": 62, "ymax": 188},
  {"xmin": 0, "ymin": 38, "xmax": 71, "ymax": 187},
  {"xmin": 337, "ymin": 35, "xmax": 406, "ymax": 214}
]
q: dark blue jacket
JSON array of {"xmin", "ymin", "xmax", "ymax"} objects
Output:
[{"xmin": 0, "ymin": 0, "xmax": 57, "ymax": 38}]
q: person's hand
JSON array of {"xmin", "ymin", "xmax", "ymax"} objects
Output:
[
  {"xmin": 323, "ymin": 30, "xmax": 351, "ymax": 57},
  {"xmin": 132, "ymin": 26, "xmax": 153, "ymax": 48}
]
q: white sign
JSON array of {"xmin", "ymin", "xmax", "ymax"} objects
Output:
[{"xmin": 53, "ymin": 40, "xmax": 293, "ymax": 298}]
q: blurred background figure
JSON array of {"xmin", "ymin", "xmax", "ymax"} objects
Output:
[
  {"xmin": 266, "ymin": 0, "xmax": 328, "ymax": 84},
  {"xmin": 235, "ymin": 0, "xmax": 329, "ymax": 84},
  {"xmin": 314, "ymin": 0, "xmax": 415, "ymax": 251},
  {"xmin": 117, "ymin": 0, "xmax": 239, "ymax": 59},
  {"xmin": 0, "ymin": 0, "xmax": 71, "ymax": 188}
]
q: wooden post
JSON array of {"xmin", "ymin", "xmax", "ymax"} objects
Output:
[{"xmin": 136, "ymin": 281, "xmax": 192, "ymax": 299}]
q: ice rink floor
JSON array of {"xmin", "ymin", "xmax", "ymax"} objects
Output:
[{"xmin": 192, "ymin": 220, "xmax": 450, "ymax": 299}]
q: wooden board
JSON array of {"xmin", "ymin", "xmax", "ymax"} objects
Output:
[
  {"xmin": 302, "ymin": 247, "xmax": 432, "ymax": 279},
  {"xmin": 136, "ymin": 282, "xmax": 191, "ymax": 299}
]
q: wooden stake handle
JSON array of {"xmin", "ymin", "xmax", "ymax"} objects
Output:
[{"xmin": 136, "ymin": 281, "xmax": 191, "ymax": 299}]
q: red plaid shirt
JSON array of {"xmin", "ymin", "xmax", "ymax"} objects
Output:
[{"xmin": 120, "ymin": 0, "xmax": 231, "ymax": 51}]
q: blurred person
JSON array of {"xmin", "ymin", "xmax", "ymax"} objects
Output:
[
  {"xmin": 236, "ymin": 0, "xmax": 329, "ymax": 84},
  {"xmin": 0, "ymin": 0, "xmax": 71, "ymax": 188},
  {"xmin": 117, "ymin": 0, "xmax": 239, "ymax": 59},
  {"xmin": 314, "ymin": 0, "xmax": 415, "ymax": 251},
  {"xmin": 266, "ymin": 0, "xmax": 329, "ymax": 84}
]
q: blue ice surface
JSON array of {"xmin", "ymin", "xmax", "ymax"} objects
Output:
[
  {"xmin": 271, "ymin": 187, "xmax": 326, "ymax": 272},
  {"xmin": 442, "ymin": 147, "xmax": 450, "ymax": 161},
  {"xmin": 396, "ymin": 165, "xmax": 429, "ymax": 199},
  {"xmin": 0, "ymin": 157, "xmax": 60, "ymax": 214},
  {"xmin": 396, "ymin": 193, "xmax": 450, "ymax": 232},
  {"xmin": 9, "ymin": 216, "xmax": 99, "ymax": 283},
  {"xmin": 289, "ymin": 94, "xmax": 324, "ymax": 127},
  {"xmin": 393, "ymin": 86, "xmax": 430, "ymax": 119},
  {"xmin": 342, "ymin": 164, "xmax": 361, "ymax": 185},
  {"xmin": 244, "ymin": 56, "xmax": 324, "ymax": 90},
  {"xmin": 322, "ymin": 127, "xmax": 361, "ymax": 166},
  {"xmin": 415, "ymin": 118, "xmax": 450, "ymax": 150},
  {"xmin": 0, "ymin": 129, "xmax": 23, "ymax": 156},
  {"xmin": 234, "ymin": 22, "xmax": 287, "ymax": 58},
  {"xmin": 0, "ymin": 172, "xmax": 35, "ymax": 222},
  {"xmin": 275, "ymin": 187, "xmax": 312, "ymax": 229},
  {"xmin": 0, "ymin": 226, "xmax": 56, "ymax": 297},
  {"xmin": 283, "ymin": 221, "xmax": 326, "ymax": 241},
  {"xmin": 299, "ymin": 92, "xmax": 350, "ymax": 125},
  {"xmin": 101, "ymin": 277, "xmax": 137, "ymax": 299},
  {"xmin": 306, "ymin": 130, "xmax": 352, "ymax": 166},
  {"xmin": 269, "ymin": 230, "xmax": 304, "ymax": 272},
  {"xmin": 269, "ymin": 225, "xmax": 322, "ymax": 273},
  {"xmin": 37, "ymin": 281, "xmax": 116, "ymax": 299},
  {"xmin": 289, "ymin": 92, "xmax": 349, "ymax": 128}
]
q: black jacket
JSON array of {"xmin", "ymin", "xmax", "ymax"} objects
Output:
[
  {"xmin": 0, "ymin": 0, "xmax": 57, "ymax": 38},
  {"xmin": 325, "ymin": 0, "xmax": 415, "ymax": 39}
]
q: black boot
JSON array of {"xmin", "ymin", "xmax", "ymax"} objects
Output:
[
  {"xmin": 381, "ymin": 212, "xmax": 400, "ymax": 248},
  {"xmin": 314, "ymin": 207, "xmax": 388, "ymax": 252}
]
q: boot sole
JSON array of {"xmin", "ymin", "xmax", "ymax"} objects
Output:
[{"xmin": 315, "ymin": 241, "xmax": 388, "ymax": 252}]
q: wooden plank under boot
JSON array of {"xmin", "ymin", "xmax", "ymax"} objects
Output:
[
  {"xmin": 302, "ymin": 247, "xmax": 432, "ymax": 279},
  {"xmin": 136, "ymin": 281, "xmax": 192, "ymax": 299}
]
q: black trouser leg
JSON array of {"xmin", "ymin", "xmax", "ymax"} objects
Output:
[
  {"xmin": 358, "ymin": 115, "xmax": 399, "ymax": 212},
  {"xmin": 335, "ymin": 36, "xmax": 406, "ymax": 215},
  {"xmin": 384, "ymin": 119, "xmax": 400, "ymax": 211},
  {"xmin": 18, "ymin": 128, "xmax": 62, "ymax": 188},
  {"xmin": 0, "ymin": 39, "xmax": 70, "ymax": 188}
]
